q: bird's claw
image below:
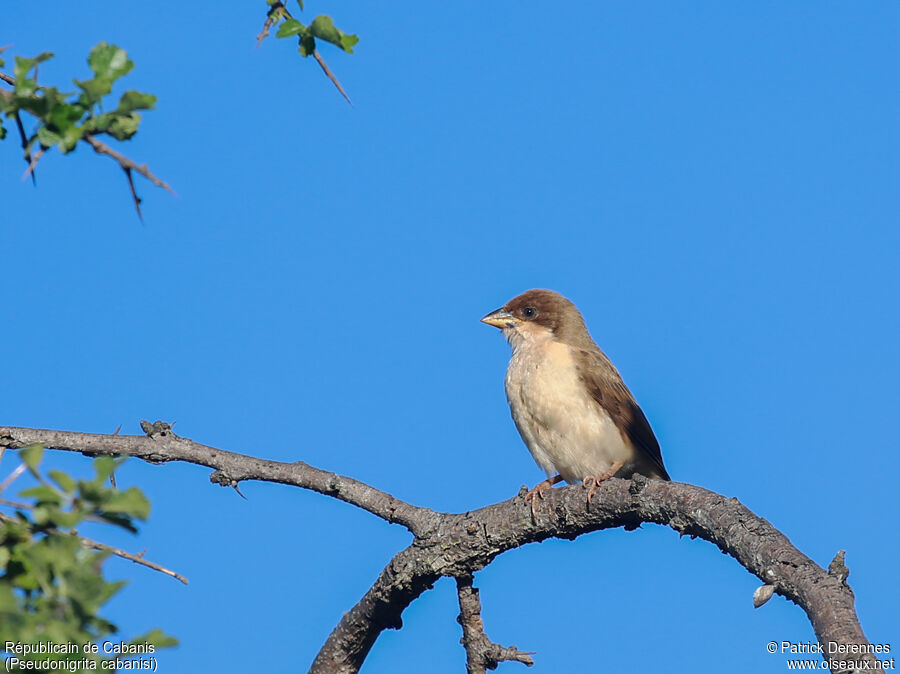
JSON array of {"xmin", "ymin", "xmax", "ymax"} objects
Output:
[
  {"xmin": 582, "ymin": 462, "xmax": 624, "ymax": 506},
  {"xmin": 524, "ymin": 480, "xmax": 553, "ymax": 518}
]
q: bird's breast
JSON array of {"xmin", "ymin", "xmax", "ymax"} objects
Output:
[{"xmin": 505, "ymin": 339, "xmax": 634, "ymax": 483}]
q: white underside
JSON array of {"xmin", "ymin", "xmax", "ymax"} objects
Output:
[{"xmin": 503, "ymin": 325, "xmax": 634, "ymax": 483}]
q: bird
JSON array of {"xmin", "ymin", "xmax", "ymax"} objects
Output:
[{"xmin": 481, "ymin": 289, "xmax": 670, "ymax": 514}]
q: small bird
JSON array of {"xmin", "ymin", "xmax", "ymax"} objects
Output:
[{"xmin": 482, "ymin": 289, "xmax": 670, "ymax": 513}]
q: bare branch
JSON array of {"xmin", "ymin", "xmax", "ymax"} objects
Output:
[
  {"xmin": 0, "ymin": 425, "xmax": 436, "ymax": 535},
  {"xmin": 311, "ymin": 477, "xmax": 875, "ymax": 674},
  {"xmin": 0, "ymin": 425, "xmax": 875, "ymax": 673},
  {"xmin": 0, "ymin": 71, "xmax": 14, "ymax": 86},
  {"xmin": 256, "ymin": 13, "xmax": 278, "ymax": 48},
  {"xmin": 83, "ymin": 134, "xmax": 175, "ymax": 196},
  {"xmin": 72, "ymin": 526, "xmax": 189, "ymax": 585},
  {"xmin": 456, "ymin": 574, "xmax": 533, "ymax": 673}
]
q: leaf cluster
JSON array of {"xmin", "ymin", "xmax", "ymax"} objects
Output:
[
  {"xmin": 268, "ymin": 1, "xmax": 359, "ymax": 57},
  {"xmin": 0, "ymin": 43, "xmax": 155, "ymax": 155},
  {"xmin": 0, "ymin": 445, "xmax": 176, "ymax": 671}
]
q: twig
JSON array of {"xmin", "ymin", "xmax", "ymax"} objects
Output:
[
  {"xmin": 261, "ymin": 4, "xmax": 352, "ymax": 105},
  {"xmin": 83, "ymin": 134, "xmax": 175, "ymax": 195},
  {"xmin": 74, "ymin": 531, "xmax": 188, "ymax": 584},
  {"xmin": 312, "ymin": 49, "xmax": 352, "ymax": 105},
  {"xmin": 256, "ymin": 13, "xmax": 278, "ymax": 48},
  {"xmin": 0, "ymin": 498, "xmax": 30, "ymax": 511},
  {"xmin": 0, "ymin": 511, "xmax": 188, "ymax": 585},
  {"xmin": 0, "ymin": 425, "xmax": 436, "ymax": 535},
  {"xmin": 0, "ymin": 463, "xmax": 27, "ymax": 495},
  {"xmin": 0, "ymin": 71, "xmax": 14, "ymax": 86},
  {"xmin": 456, "ymin": 574, "xmax": 534, "ymax": 673}
]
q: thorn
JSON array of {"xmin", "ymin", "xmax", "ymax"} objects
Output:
[
  {"xmin": 21, "ymin": 147, "xmax": 45, "ymax": 182},
  {"xmin": 312, "ymin": 49, "xmax": 352, "ymax": 105},
  {"xmin": 13, "ymin": 113, "xmax": 35, "ymax": 185},
  {"xmin": 123, "ymin": 166, "xmax": 143, "ymax": 221},
  {"xmin": 232, "ymin": 483, "xmax": 247, "ymax": 500}
]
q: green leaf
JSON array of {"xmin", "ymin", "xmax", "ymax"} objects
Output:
[
  {"xmin": 116, "ymin": 90, "xmax": 156, "ymax": 114},
  {"xmin": 13, "ymin": 52, "xmax": 54, "ymax": 81},
  {"xmin": 79, "ymin": 478, "xmax": 104, "ymax": 502},
  {"xmin": 96, "ymin": 512, "xmax": 138, "ymax": 533},
  {"xmin": 308, "ymin": 15, "xmax": 359, "ymax": 53},
  {"xmin": 298, "ymin": 35, "xmax": 316, "ymax": 58},
  {"xmin": 47, "ymin": 509, "xmax": 82, "ymax": 528},
  {"xmin": 128, "ymin": 628, "xmax": 179, "ymax": 649},
  {"xmin": 12, "ymin": 60, "xmax": 36, "ymax": 96},
  {"xmin": 75, "ymin": 76, "xmax": 113, "ymax": 106},
  {"xmin": 0, "ymin": 119, "xmax": 6, "ymax": 140},
  {"xmin": 48, "ymin": 100, "xmax": 85, "ymax": 130},
  {"xmin": 85, "ymin": 112, "xmax": 113, "ymax": 133},
  {"xmin": 106, "ymin": 111, "xmax": 141, "ymax": 140},
  {"xmin": 48, "ymin": 470, "xmax": 77, "ymax": 493},
  {"xmin": 87, "ymin": 42, "xmax": 133, "ymax": 82},
  {"xmin": 93, "ymin": 456, "xmax": 117, "ymax": 482},
  {"xmin": 18, "ymin": 486, "xmax": 63, "ymax": 506},
  {"xmin": 296, "ymin": 0, "xmax": 304, "ymax": 9},
  {"xmin": 101, "ymin": 487, "xmax": 150, "ymax": 520},
  {"xmin": 277, "ymin": 18, "xmax": 307, "ymax": 38},
  {"xmin": 19, "ymin": 444, "xmax": 44, "ymax": 470}
]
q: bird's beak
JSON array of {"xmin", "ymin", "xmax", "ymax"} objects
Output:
[{"xmin": 481, "ymin": 308, "xmax": 519, "ymax": 329}]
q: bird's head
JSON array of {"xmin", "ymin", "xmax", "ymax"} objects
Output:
[{"xmin": 481, "ymin": 289, "xmax": 590, "ymax": 349}]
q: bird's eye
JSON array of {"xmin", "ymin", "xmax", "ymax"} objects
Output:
[{"xmin": 522, "ymin": 306, "xmax": 537, "ymax": 318}]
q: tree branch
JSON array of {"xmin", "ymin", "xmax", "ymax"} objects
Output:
[
  {"xmin": 309, "ymin": 476, "xmax": 875, "ymax": 673},
  {"xmin": 0, "ymin": 425, "xmax": 436, "ymax": 536},
  {"xmin": 0, "ymin": 425, "xmax": 876, "ymax": 673},
  {"xmin": 455, "ymin": 574, "xmax": 533, "ymax": 673},
  {"xmin": 83, "ymin": 134, "xmax": 175, "ymax": 198}
]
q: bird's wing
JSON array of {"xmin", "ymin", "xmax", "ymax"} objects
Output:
[{"xmin": 574, "ymin": 348, "xmax": 670, "ymax": 480}]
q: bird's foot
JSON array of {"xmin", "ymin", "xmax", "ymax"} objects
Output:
[
  {"xmin": 524, "ymin": 475, "xmax": 563, "ymax": 518},
  {"xmin": 582, "ymin": 461, "xmax": 625, "ymax": 506}
]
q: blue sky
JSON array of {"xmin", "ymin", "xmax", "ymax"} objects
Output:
[{"xmin": 2, "ymin": 2, "xmax": 897, "ymax": 672}]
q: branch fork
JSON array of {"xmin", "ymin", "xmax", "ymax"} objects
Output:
[{"xmin": 0, "ymin": 425, "xmax": 876, "ymax": 674}]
